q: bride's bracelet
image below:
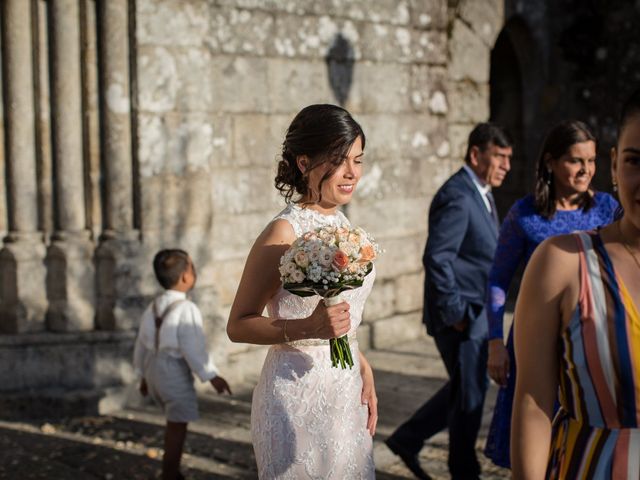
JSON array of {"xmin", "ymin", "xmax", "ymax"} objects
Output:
[{"xmin": 283, "ymin": 319, "xmax": 291, "ymax": 342}]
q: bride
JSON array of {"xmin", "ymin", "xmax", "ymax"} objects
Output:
[{"xmin": 227, "ymin": 104, "xmax": 377, "ymax": 479}]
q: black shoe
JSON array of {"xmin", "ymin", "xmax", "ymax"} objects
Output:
[{"xmin": 385, "ymin": 436, "xmax": 432, "ymax": 480}]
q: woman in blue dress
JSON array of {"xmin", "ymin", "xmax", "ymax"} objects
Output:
[{"xmin": 483, "ymin": 120, "xmax": 619, "ymax": 468}]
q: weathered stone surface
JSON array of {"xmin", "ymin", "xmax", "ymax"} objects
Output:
[
  {"xmin": 356, "ymin": 113, "xmax": 448, "ymax": 162},
  {"xmin": 271, "ymin": 13, "xmax": 360, "ymax": 59},
  {"xmin": 395, "ymin": 271, "xmax": 424, "ymax": 313},
  {"xmin": 458, "ymin": 0, "xmax": 503, "ymax": 48},
  {"xmin": 0, "ymin": 237, "xmax": 48, "ymax": 333},
  {"xmin": 0, "ymin": 331, "xmax": 135, "ymax": 392},
  {"xmin": 215, "ymin": 56, "xmax": 271, "ymax": 113},
  {"xmin": 349, "ymin": 197, "xmax": 428, "ymax": 238},
  {"xmin": 211, "ymin": 257, "xmax": 250, "ymax": 306},
  {"xmin": 359, "ymin": 23, "xmax": 412, "ymax": 62},
  {"xmin": 411, "ymin": 30, "xmax": 447, "ymax": 64},
  {"xmin": 266, "ymin": 58, "xmax": 333, "ymax": 112},
  {"xmin": 209, "ymin": 7, "xmax": 274, "ymax": 55},
  {"xmin": 140, "ymin": 172, "xmax": 213, "ymax": 234},
  {"xmin": 1, "ymin": 0, "xmax": 495, "ymax": 402},
  {"xmin": 232, "ymin": 114, "xmax": 290, "ymax": 167},
  {"xmin": 447, "ymin": 81, "xmax": 490, "ymax": 123},
  {"xmin": 210, "ymin": 211, "xmax": 271, "ymax": 260},
  {"xmin": 373, "ymin": 234, "xmax": 426, "ymax": 280},
  {"xmin": 409, "ymin": 0, "xmax": 447, "ymax": 30},
  {"xmin": 410, "ymin": 65, "xmax": 448, "ymax": 114},
  {"xmin": 211, "ymin": 168, "xmax": 281, "ymax": 215},
  {"xmin": 357, "ymin": 28, "xmax": 446, "ymax": 65},
  {"xmin": 448, "ymin": 18, "xmax": 490, "ymax": 83},
  {"xmin": 448, "ymin": 123, "xmax": 475, "ymax": 163},
  {"xmin": 362, "ymin": 279, "xmax": 395, "ymax": 321},
  {"xmin": 138, "ymin": 46, "xmax": 215, "ymax": 113},
  {"xmin": 45, "ymin": 236, "xmax": 96, "ymax": 332},
  {"xmin": 371, "ymin": 312, "xmax": 423, "ymax": 349},
  {"xmin": 137, "ymin": 47, "xmax": 179, "ymax": 112},
  {"xmin": 138, "ymin": 113, "xmax": 215, "ymax": 177},
  {"xmin": 356, "ymin": 322, "xmax": 371, "ymax": 351},
  {"xmin": 226, "ymin": 341, "xmax": 269, "ymax": 381},
  {"xmin": 218, "ymin": 0, "xmax": 412, "ymax": 25},
  {"xmin": 354, "ymin": 156, "xmax": 450, "ymax": 204},
  {"xmin": 137, "ymin": 0, "xmax": 210, "ymax": 46},
  {"xmin": 349, "ymin": 62, "xmax": 411, "ymax": 113}
]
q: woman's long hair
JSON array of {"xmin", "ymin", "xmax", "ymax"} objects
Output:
[
  {"xmin": 534, "ymin": 120, "xmax": 597, "ymax": 219},
  {"xmin": 274, "ymin": 104, "xmax": 365, "ymax": 204}
]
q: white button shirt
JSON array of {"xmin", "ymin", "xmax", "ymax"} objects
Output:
[
  {"xmin": 133, "ymin": 289, "xmax": 219, "ymax": 382},
  {"xmin": 462, "ymin": 164, "xmax": 492, "ymax": 213}
]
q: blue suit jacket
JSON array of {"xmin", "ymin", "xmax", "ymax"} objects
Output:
[{"xmin": 422, "ymin": 168, "xmax": 498, "ymax": 339}]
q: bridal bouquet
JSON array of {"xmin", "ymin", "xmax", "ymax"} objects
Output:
[{"xmin": 279, "ymin": 225, "xmax": 380, "ymax": 369}]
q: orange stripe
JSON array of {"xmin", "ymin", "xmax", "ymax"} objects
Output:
[
  {"xmin": 612, "ymin": 430, "xmax": 629, "ymax": 479},
  {"xmin": 580, "ymin": 243, "xmax": 619, "ymax": 425}
]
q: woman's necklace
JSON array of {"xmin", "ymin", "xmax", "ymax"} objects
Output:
[{"xmin": 617, "ymin": 221, "xmax": 640, "ymax": 271}]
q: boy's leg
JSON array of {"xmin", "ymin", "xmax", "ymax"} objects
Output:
[{"xmin": 163, "ymin": 421, "xmax": 188, "ymax": 480}]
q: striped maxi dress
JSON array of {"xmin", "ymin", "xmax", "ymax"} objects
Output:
[{"xmin": 546, "ymin": 231, "xmax": 640, "ymax": 479}]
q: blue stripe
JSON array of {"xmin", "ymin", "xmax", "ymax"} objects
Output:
[
  {"xmin": 591, "ymin": 430, "xmax": 617, "ymax": 478},
  {"xmin": 593, "ymin": 233, "xmax": 637, "ymax": 427},
  {"xmin": 570, "ymin": 306, "xmax": 604, "ymax": 425}
]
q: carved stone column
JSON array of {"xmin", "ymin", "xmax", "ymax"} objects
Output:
[
  {"xmin": 0, "ymin": 0, "xmax": 48, "ymax": 333},
  {"xmin": 96, "ymin": 0, "xmax": 140, "ymax": 330},
  {"xmin": 46, "ymin": 0, "xmax": 95, "ymax": 332}
]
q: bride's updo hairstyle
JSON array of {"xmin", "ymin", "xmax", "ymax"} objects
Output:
[{"xmin": 275, "ymin": 104, "xmax": 365, "ymax": 204}]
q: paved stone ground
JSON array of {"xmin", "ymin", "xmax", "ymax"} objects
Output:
[{"xmin": 0, "ymin": 337, "xmax": 510, "ymax": 479}]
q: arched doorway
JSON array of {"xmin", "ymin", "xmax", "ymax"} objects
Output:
[{"xmin": 490, "ymin": 17, "xmax": 542, "ymax": 218}]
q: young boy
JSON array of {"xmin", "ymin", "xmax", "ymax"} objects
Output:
[{"xmin": 133, "ymin": 249, "xmax": 231, "ymax": 480}]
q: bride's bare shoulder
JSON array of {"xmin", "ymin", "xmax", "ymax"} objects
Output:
[{"xmin": 255, "ymin": 218, "xmax": 296, "ymax": 248}]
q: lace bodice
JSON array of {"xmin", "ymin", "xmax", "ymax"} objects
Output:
[{"xmin": 267, "ymin": 204, "xmax": 375, "ymax": 342}]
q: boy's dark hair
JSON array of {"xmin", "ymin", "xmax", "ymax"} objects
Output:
[
  {"xmin": 464, "ymin": 122, "xmax": 512, "ymax": 164},
  {"xmin": 153, "ymin": 249, "xmax": 190, "ymax": 289}
]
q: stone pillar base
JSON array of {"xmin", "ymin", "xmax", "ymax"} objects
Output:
[
  {"xmin": 0, "ymin": 235, "xmax": 48, "ymax": 333},
  {"xmin": 45, "ymin": 232, "xmax": 96, "ymax": 332},
  {"xmin": 95, "ymin": 232, "xmax": 143, "ymax": 331}
]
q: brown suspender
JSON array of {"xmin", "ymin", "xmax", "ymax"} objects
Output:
[{"xmin": 151, "ymin": 299, "xmax": 186, "ymax": 351}]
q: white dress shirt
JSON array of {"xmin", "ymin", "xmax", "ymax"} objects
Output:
[
  {"xmin": 462, "ymin": 164, "xmax": 492, "ymax": 213},
  {"xmin": 133, "ymin": 289, "xmax": 219, "ymax": 382}
]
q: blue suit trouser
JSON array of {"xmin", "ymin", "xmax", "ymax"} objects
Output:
[{"xmin": 390, "ymin": 328, "xmax": 489, "ymax": 479}]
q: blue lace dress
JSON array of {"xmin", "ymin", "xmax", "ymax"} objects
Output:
[{"xmin": 483, "ymin": 192, "xmax": 619, "ymax": 468}]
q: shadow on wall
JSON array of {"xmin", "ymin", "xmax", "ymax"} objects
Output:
[{"xmin": 326, "ymin": 33, "xmax": 355, "ymax": 107}]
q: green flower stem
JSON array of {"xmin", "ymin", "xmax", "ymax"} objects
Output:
[{"xmin": 330, "ymin": 335, "xmax": 353, "ymax": 369}]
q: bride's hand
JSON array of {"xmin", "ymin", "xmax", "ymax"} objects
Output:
[
  {"xmin": 359, "ymin": 352, "xmax": 378, "ymax": 436},
  {"xmin": 305, "ymin": 301, "xmax": 351, "ymax": 339}
]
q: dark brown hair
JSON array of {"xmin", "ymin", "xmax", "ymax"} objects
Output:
[
  {"xmin": 153, "ymin": 249, "xmax": 190, "ymax": 289},
  {"xmin": 618, "ymin": 87, "xmax": 640, "ymax": 138},
  {"xmin": 463, "ymin": 122, "xmax": 512, "ymax": 164},
  {"xmin": 534, "ymin": 120, "xmax": 597, "ymax": 219},
  {"xmin": 275, "ymin": 104, "xmax": 365, "ymax": 204}
]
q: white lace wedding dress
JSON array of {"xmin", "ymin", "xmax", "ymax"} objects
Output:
[{"xmin": 251, "ymin": 204, "xmax": 376, "ymax": 479}]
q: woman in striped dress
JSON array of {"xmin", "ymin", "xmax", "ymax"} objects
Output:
[{"xmin": 511, "ymin": 88, "xmax": 640, "ymax": 479}]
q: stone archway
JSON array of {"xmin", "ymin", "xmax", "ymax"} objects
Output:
[{"xmin": 490, "ymin": 16, "xmax": 543, "ymax": 218}]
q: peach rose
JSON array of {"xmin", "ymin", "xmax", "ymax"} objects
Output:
[
  {"xmin": 332, "ymin": 250, "xmax": 349, "ymax": 271},
  {"xmin": 358, "ymin": 244, "xmax": 376, "ymax": 263}
]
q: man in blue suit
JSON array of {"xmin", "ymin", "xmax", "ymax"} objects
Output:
[{"xmin": 386, "ymin": 123, "xmax": 512, "ymax": 479}]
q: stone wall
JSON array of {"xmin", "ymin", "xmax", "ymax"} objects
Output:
[{"xmin": 0, "ymin": 0, "xmax": 503, "ymax": 413}]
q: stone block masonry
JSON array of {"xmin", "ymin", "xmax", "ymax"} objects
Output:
[{"xmin": 0, "ymin": 0, "xmax": 500, "ymax": 416}]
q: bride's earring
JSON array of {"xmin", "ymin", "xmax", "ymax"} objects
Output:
[{"xmin": 612, "ymin": 180, "xmax": 618, "ymax": 193}]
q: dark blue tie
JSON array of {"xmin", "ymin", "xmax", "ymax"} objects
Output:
[{"xmin": 486, "ymin": 191, "xmax": 499, "ymax": 229}]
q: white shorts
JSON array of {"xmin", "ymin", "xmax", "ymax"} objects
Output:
[{"xmin": 144, "ymin": 352, "xmax": 199, "ymax": 423}]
